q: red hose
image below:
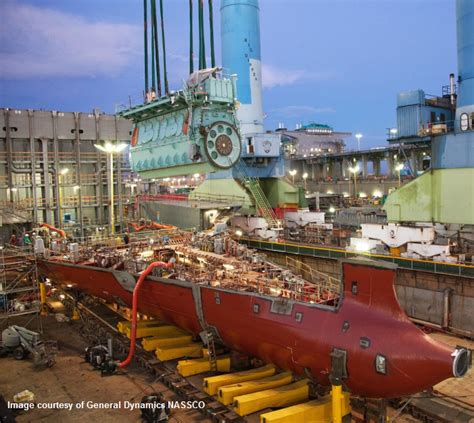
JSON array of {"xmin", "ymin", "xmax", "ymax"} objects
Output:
[
  {"xmin": 118, "ymin": 260, "xmax": 174, "ymax": 368},
  {"xmin": 129, "ymin": 222, "xmax": 176, "ymax": 232}
]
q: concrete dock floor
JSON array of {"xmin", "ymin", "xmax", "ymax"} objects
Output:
[
  {"xmin": 0, "ymin": 315, "xmax": 211, "ymax": 423},
  {"xmin": 1, "ymin": 316, "xmax": 472, "ymax": 422}
]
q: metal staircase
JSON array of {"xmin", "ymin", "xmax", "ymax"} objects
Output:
[{"xmin": 234, "ymin": 162, "xmax": 281, "ymax": 229}]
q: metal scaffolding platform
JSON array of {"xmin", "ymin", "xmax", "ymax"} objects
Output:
[{"xmin": 0, "ymin": 247, "xmax": 40, "ymax": 320}]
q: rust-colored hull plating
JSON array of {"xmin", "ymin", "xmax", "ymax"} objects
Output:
[{"xmin": 39, "ymin": 258, "xmax": 464, "ymax": 399}]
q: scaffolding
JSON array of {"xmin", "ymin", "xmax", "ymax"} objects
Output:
[{"xmin": 0, "ymin": 247, "xmax": 40, "ymax": 322}]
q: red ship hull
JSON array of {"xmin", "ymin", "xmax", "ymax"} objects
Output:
[{"xmin": 39, "ymin": 258, "xmax": 468, "ymax": 399}]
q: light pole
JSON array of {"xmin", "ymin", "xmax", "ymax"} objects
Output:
[
  {"xmin": 58, "ymin": 167, "xmax": 69, "ymax": 228},
  {"xmin": 73, "ymin": 185, "xmax": 81, "ymax": 212},
  {"xmin": 10, "ymin": 187, "xmax": 18, "ymax": 204},
  {"xmin": 302, "ymin": 172, "xmax": 308, "ymax": 190},
  {"xmin": 355, "ymin": 133, "xmax": 363, "ymax": 151},
  {"xmin": 95, "ymin": 142, "xmax": 128, "ymax": 235},
  {"xmin": 395, "ymin": 163, "xmax": 404, "ymax": 187},
  {"xmin": 289, "ymin": 169, "xmax": 297, "ymax": 184},
  {"xmin": 128, "ymin": 183, "xmax": 137, "ymax": 196},
  {"xmin": 348, "ymin": 164, "xmax": 360, "ymax": 198}
]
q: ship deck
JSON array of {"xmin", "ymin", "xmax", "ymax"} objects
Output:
[{"xmin": 45, "ymin": 232, "xmax": 341, "ymax": 306}]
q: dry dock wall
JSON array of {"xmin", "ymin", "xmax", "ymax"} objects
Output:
[{"xmin": 264, "ymin": 251, "xmax": 473, "ymax": 337}]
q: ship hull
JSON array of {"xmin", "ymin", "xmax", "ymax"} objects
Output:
[{"xmin": 39, "ymin": 258, "xmax": 462, "ymax": 399}]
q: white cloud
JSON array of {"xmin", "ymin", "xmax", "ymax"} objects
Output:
[
  {"xmin": 0, "ymin": 2, "xmax": 141, "ymax": 79},
  {"xmin": 262, "ymin": 64, "xmax": 332, "ymax": 88},
  {"xmin": 271, "ymin": 105, "xmax": 336, "ymax": 118}
]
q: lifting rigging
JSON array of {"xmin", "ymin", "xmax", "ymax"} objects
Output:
[
  {"xmin": 143, "ymin": 0, "xmax": 215, "ymax": 99},
  {"xmin": 120, "ymin": 0, "xmax": 285, "ymax": 229}
]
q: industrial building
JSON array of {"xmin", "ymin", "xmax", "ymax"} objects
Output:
[
  {"xmin": 0, "ymin": 108, "xmax": 134, "ymax": 239},
  {"xmin": 279, "ymin": 123, "xmax": 349, "ymax": 158},
  {"xmin": 1, "ymin": 1, "xmax": 473, "ymax": 423}
]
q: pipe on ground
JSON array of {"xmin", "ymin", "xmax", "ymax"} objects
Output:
[{"xmin": 117, "ymin": 260, "xmax": 174, "ymax": 368}]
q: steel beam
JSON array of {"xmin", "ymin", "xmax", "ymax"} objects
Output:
[
  {"xmin": 28, "ymin": 110, "xmax": 38, "ymax": 223},
  {"xmin": 41, "ymin": 138, "xmax": 51, "ymax": 224},
  {"xmin": 52, "ymin": 111, "xmax": 61, "ymax": 227},
  {"xmin": 74, "ymin": 112, "xmax": 84, "ymax": 237},
  {"xmin": 4, "ymin": 109, "xmax": 13, "ymax": 202},
  {"xmin": 94, "ymin": 112, "xmax": 104, "ymax": 225}
]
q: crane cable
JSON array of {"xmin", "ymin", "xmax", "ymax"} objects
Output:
[
  {"xmin": 208, "ymin": 0, "xmax": 215, "ymax": 68},
  {"xmin": 143, "ymin": 0, "xmax": 149, "ymax": 95},
  {"xmin": 145, "ymin": 0, "xmax": 215, "ymax": 94},
  {"xmin": 198, "ymin": 0, "xmax": 206, "ymax": 69},
  {"xmin": 151, "ymin": 0, "xmax": 162, "ymax": 96},
  {"xmin": 150, "ymin": 0, "xmax": 157, "ymax": 93},
  {"xmin": 189, "ymin": 0, "xmax": 194, "ymax": 74},
  {"xmin": 159, "ymin": 0, "xmax": 169, "ymax": 95}
]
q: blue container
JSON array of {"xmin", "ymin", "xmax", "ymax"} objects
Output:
[
  {"xmin": 397, "ymin": 90, "xmax": 425, "ymax": 108},
  {"xmin": 456, "ymin": 0, "xmax": 474, "ymax": 109},
  {"xmin": 397, "ymin": 105, "xmax": 422, "ymax": 137}
]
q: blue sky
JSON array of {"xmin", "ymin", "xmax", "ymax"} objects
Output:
[{"xmin": 0, "ymin": 0, "xmax": 456, "ymax": 149}]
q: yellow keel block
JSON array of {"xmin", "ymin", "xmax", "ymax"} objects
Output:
[
  {"xmin": 125, "ymin": 325, "xmax": 185, "ymax": 339},
  {"xmin": 331, "ymin": 385, "xmax": 351, "ymax": 423},
  {"xmin": 204, "ymin": 364, "xmax": 276, "ymax": 396},
  {"xmin": 260, "ymin": 393, "xmax": 351, "ymax": 423},
  {"xmin": 218, "ymin": 372, "xmax": 292, "ymax": 406},
  {"xmin": 117, "ymin": 320, "xmax": 161, "ymax": 334},
  {"xmin": 142, "ymin": 334, "xmax": 193, "ymax": 351},
  {"xmin": 177, "ymin": 356, "xmax": 231, "ymax": 377},
  {"xmin": 233, "ymin": 379, "xmax": 309, "ymax": 416},
  {"xmin": 155, "ymin": 343, "xmax": 203, "ymax": 361}
]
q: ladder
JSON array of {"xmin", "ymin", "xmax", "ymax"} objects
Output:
[
  {"xmin": 234, "ymin": 162, "xmax": 281, "ymax": 229},
  {"xmin": 206, "ymin": 329, "xmax": 218, "ymax": 372}
]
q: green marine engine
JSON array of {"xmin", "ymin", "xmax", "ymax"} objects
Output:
[{"xmin": 118, "ymin": 69, "xmax": 241, "ymax": 179}]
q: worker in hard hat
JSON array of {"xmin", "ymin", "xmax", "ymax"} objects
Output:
[{"xmin": 23, "ymin": 233, "xmax": 32, "ymax": 250}]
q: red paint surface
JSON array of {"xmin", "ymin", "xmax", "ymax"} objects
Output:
[
  {"xmin": 39, "ymin": 259, "xmax": 457, "ymax": 398},
  {"xmin": 274, "ymin": 207, "xmax": 298, "ymax": 219}
]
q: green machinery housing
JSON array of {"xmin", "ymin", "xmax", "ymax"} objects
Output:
[
  {"xmin": 118, "ymin": 72, "xmax": 242, "ymax": 179},
  {"xmin": 117, "ymin": 0, "xmax": 305, "ymax": 225}
]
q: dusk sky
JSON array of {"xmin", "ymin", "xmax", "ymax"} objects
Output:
[{"xmin": 0, "ymin": 0, "xmax": 457, "ymax": 149}]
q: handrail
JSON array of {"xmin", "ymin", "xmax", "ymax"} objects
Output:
[
  {"xmin": 240, "ymin": 236, "xmax": 474, "ymax": 272},
  {"xmin": 285, "ymin": 256, "xmax": 340, "ymax": 302},
  {"xmin": 190, "ymin": 192, "xmax": 247, "ymax": 204}
]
